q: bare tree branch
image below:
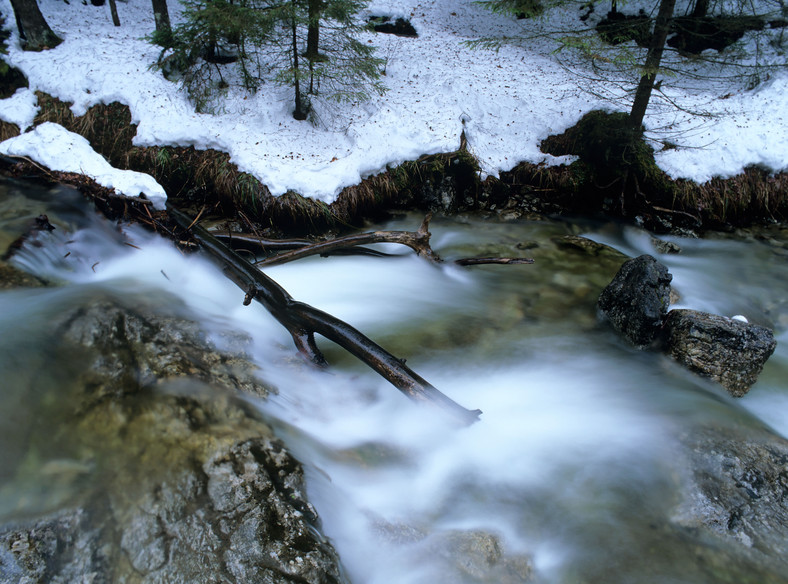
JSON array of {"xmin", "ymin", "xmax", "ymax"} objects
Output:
[{"xmin": 169, "ymin": 207, "xmax": 482, "ymax": 425}]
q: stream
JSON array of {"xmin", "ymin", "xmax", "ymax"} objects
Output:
[{"xmin": 1, "ymin": 177, "xmax": 787, "ymax": 583}]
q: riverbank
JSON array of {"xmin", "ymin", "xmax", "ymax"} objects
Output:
[
  {"xmin": 2, "ymin": 94, "xmax": 787, "ymax": 237},
  {"xmin": 2, "ymin": 0, "xmax": 788, "ymax": 235}
]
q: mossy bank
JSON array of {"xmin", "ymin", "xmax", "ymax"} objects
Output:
[{"xmin": 3, "ymin": 93, "xmax": 787, "ymax": 237}]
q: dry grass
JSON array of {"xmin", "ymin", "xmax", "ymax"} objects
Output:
[
  {"xmin": 673, "ymin": 167, "xmax": 788, "ymax": 225},
  {"xmin": 330, "ymin": 169, "xmax": 402, "ymax": 226},
  {"xmin": 15, "ymin": 91, "xmax": 788, "ymax": 233},
  {"xmin": 34, "ymin": 92, "xmax": 136, "ymax": 166},
  {"xmin": 0, "ymin": 120, "xmax": 20, "ymax": 142}
]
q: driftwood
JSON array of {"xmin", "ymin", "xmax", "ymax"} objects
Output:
[
  {"xmin": 253, "ymin": 215, "xmax": 441, "ymax": 267},
  {"xmin": 454, "ymin": 257, "xmax": 534, "ymax": 265},
  {"xmin": 211, "ymin": 215, "xmax": 534, "ymax": 268},
  {"xmin": 170, "ymin": 208, "xmax": 482, "ymax": 425},
  {"xmin": 212, "ymin": 231, "xmax": 394, "ymax": 259}
]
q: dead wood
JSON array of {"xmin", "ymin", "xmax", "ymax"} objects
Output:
[
  {"xmin": 454, "ymin": 257, "xmax": 535, "ymax": 266},
  {"xmin": 212, "ymin": 231, "xmax": 394, "ymax": 259},
  {"xmin": 247, "ymin": 215, "xmax": 534, "ymax": 268},
  {"xmin": 253, "ymin": 214, "xmax": 442, "ymax": 267},
  {"xmin": 170, "ymin": 208, "xmax": 481, "ymax": 425}
]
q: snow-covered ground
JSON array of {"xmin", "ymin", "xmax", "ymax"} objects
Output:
[{"xmin": 1, "ymin": 0, "xmax": 786, "ymax": 205}]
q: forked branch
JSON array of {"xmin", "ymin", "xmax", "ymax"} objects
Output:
[{"xmin": 170, "ymin": 208, "xmax": 481, "ymax": 426}]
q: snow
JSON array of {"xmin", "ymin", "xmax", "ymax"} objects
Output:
[
  {"xmin": 0, "ymin": 122, "xmax": 168, "ymax": 209},
  {"xmin": 0, "ymin": 0, "xmax": 786, "ymax": 203}
]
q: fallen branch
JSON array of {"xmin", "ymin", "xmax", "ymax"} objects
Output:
[
  {"xmin": 230, "ymin": 215, "xmax": 534, "ymax": 268},
  {"xmin": 212, "ymin": 231, "xmax": 394, "ymax": 259},
  {"xmin": 170, "ymin": 208, "xmax": 481, "ymax": 426},
  {"xmin": 455, "ymin": 257, "xmax": 535, "ymax": 266},
  {"xmin": 253, "ymin": 214, "xmax": 442, "ymax": 267}
]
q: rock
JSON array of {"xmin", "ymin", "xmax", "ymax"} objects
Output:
[
  {"xmin": 552, "ymin": 234, "xmax": 626, "ymax": 258},
  {"xmin": 672, "ymin": 423, "xmax": 788, "ymax": 576},
  {"xmin": 650, "ymin": 235, "xmax": 682, "ymax": 254},
  {"xmin": 0, "ymin": 261, "xmax": 48, "ymax": 288},
  {"xmin": 663, "ymin": 309, "xmax": 777, "ymax": 396},
  {"xmin": 423, "ymin": 530, "xmax": 534, "ymax": 583},
  {"xmin": 0, "ymin": 296, "xmax": 342, "ymax": 584},
  {"xmin": 372, "ymin": 521, "xmax": 534, "ymax": 583},
  {"xmin": 55, "ymin": 296, "xmax": 271, "ymax": 407},
  {"xmin": 598, "ymin": 254, "xmax": 672, "ymax": 347}
]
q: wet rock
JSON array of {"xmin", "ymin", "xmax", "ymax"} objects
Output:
[
  {"xmin": 673, "ymin": 423, "xmax": 788, "ymax": 575},
  {"xmin": 423, "ymin": 530, "xmax": 534, "ymax": 583},
  {"xmin": 663, "ymin": 309, "xmax": 777, "ymax": 396},
  {"xmin": 598, "ymin": 254, "xmax": 672, "ymax": 347},
  {"xmin": 0, "ymin": 261, "xmax": 48, "ymax": 288},
  {"xmin": 650, "ymin": 235, "xmax": 682, "ymax": 254},
  {"xmin": 552, "ymin": 234, "xmax": 627, "ymax": 259},
  {"xmin": 372, "ymin": 520, "xmax": 534, "ymax": 583},
  {"xmin": 0, "ymin": 296, "xmax": 342, "ymax": 584},
  {"xmin": 55, "ymin": 297, "xmax": 271, "ymax": 406}
]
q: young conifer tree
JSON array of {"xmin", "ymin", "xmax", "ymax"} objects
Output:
[{"xmin": 153, "ymin": 0, "xmax": 384, "ymax": 120}]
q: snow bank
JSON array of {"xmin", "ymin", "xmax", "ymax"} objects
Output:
[
  {"xmin": 0, "ymin": 122, "xmax": 167, "ymax": 209},
  {"xmin": 0, "ymin": 0, "xmax": 786, "ymax": 202}
]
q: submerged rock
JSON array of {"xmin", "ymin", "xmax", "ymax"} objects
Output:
[
  {"xmin": 673, "ymin": 423, "xmax": 788, "ymax": 577},
  {"xmin": 0, "ymin": 295, "xmax": 342, "ymax": 584},
  {"xmin": 663, "ymin": 309, "xmax": 777, "ymax": 396},
  {"xmin": 598, "ymin": 254, "xmax": 672, "ymax": 347},
  {"xmin": 372, "ymin": 519, "xmax": 534, "ymax": 583}
]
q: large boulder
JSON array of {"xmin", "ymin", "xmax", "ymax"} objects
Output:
[
  {"xmin": 664, "ymin": 309, "xmax": 777, "ymax": 396},
  {"xmin": 0, "ymin": 295, "xmax": 342, "ymax": 584},
  {"xmin": 598, "ymin": 254, "xmax": 672, "ymax": 347}
]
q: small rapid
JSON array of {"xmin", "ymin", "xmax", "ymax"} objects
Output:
[{"xmin": 1, "ymin": 178, "xmax": 786, "ymax": 583}]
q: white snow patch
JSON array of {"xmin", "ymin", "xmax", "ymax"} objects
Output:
[{"xmin": 0, "ymin": 122, "xmax": 167, "ymax": 209}]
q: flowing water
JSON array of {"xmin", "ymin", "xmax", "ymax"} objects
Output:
[{"xmin": 1, "ymin": 177, "xmax": 787, "ymax": 583}]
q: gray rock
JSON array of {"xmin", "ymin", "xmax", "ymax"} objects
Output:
[
  {"xmin": 371, "ymin": 519, "xmax": 533, "ymax": 583},
  {"xmin": 598, "ymin": 254, "xmax": 672, "ymax": 347},
  {"xmin": 673, "ymin": 423, "xmax": 788, "ymax": 577},
  {"xmin": 0, "ymin": 297, "xmax": 342, "ymax": 584},
  {"xmin": 664, "ymin": 309, "xmax": 777, "ymax": 396}
]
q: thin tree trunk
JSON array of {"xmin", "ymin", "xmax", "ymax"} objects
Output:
[
  {"xmin": 151, "ymin": 0, "xmax": 171, "ymax": 35},
  {"xmin": 9, "ymin": 0, "xmax": 62, "ymax": 51},
  {"xmin": 629, "ymin": 0, "xmax": 676, "ymax": 129},
  {"xmin": 291, "ymin": 8, "xmax": 308, "ymax": 120},
  {"xmin": 691, "ymin": 0, "xmax": 709, "ymax": 18},
  {"xmin": 306, "ymin": 0, "xmax": 322, "ymax": 93},
  {"xmin": 108, "ymin": 0, "xmax": 121, "ymax": 26}
]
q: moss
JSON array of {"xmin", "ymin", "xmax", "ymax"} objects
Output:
[{"xmin": 540, "ymin": 109, "xmax": 678, "ymax": 216}]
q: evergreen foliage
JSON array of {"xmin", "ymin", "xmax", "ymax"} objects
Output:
[{"xmin": 152, "ymin": 0, "xmax": 385, "ymax": 119}]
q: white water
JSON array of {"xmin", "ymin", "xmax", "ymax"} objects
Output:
[{"xmin": 2, "ymin": 181, "xmax": 787, "ymax": 583}]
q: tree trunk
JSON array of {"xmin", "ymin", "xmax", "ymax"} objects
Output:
[
  {"xmin": 306, "ymin": 0, "xmax": 321, "ymax": 60},
  {"xmin": 628, "ymin": 0, "xmax": 676, "ymax": 130},
  {"xmin": 151, "ymin": 0, "xmax": 171, "ymax": 35},
  {"xmin": 291, "ymin": 8, "xmax": 308, "ymax": 120},
  {"xmin": 691, "ymin": 0, "xmax": 709, "ymax": 18},
  {"xmin": 108, "ymin": 0, "xmax": 121, "ymax": 26},
  {"xmin": 8, "ymin": 0, "xmax": 62, "ymax": 51},
  {"xmin": 305, "ymin": 0, "xmax": 323, "ymax": 93}
]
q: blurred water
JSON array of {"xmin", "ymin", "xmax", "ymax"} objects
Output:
[{"xmin": 1, "ymin": 178, "xmax": 786, "ymax": 583}]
